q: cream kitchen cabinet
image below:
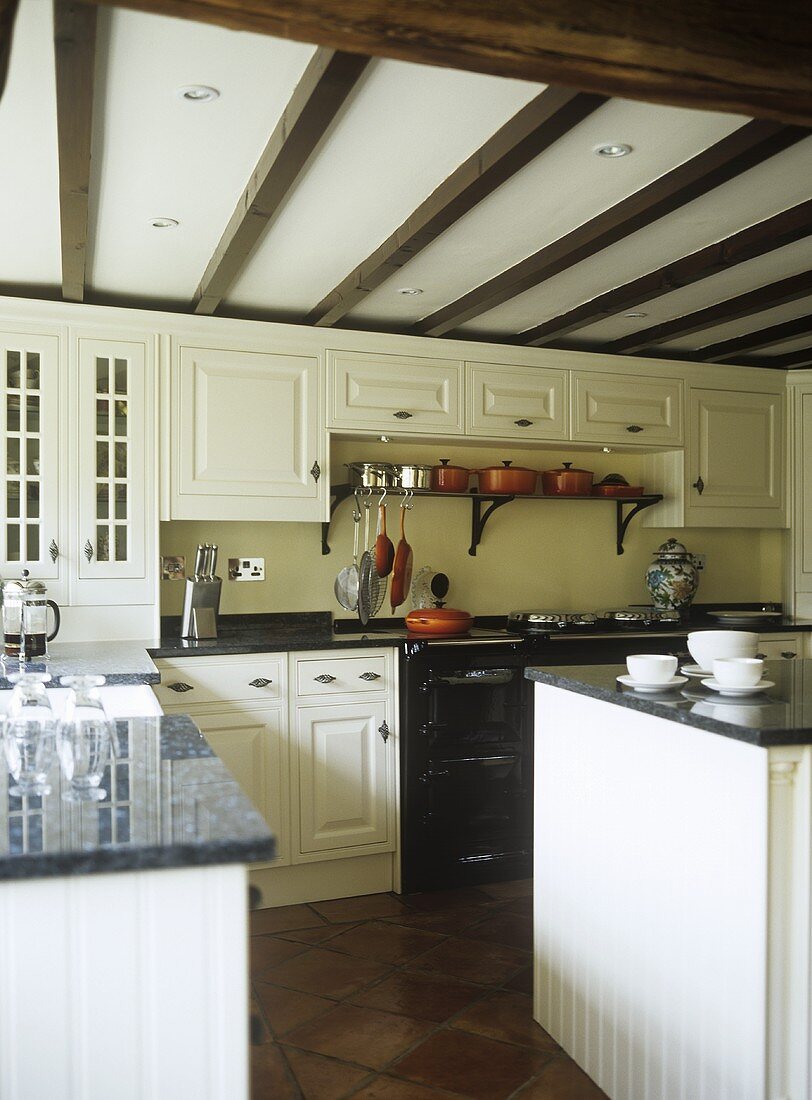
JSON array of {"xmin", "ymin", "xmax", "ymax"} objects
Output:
[
  {"xmin": 169, "ymin": 339, "xmax": 326, "ymax": 521},
  {"xmin": 328, "ymin": 349, "xmax": 464, "ymax": 435},
  {"xmin": 465, "ymin": 362, "xmax": 568, "ymax": 441},
  {"xmin": 756, "ymin": 634, "xmax": 802, "ymax": 660},
  {"xmin": 571, "ymin": 370, "xmax": 683, "ymax": 446}
]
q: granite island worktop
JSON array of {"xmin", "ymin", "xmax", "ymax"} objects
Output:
[{"xmin": 0, "ymin": 640, "xmax": 161, "ymax": 689}]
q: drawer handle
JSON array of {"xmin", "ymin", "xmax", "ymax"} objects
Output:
[
  {"xmin": 378, "ymin": 721, "xmax": 390, "ymax": 743},
  {"xmin": 314, "ymin": 674, "xmax": 336, "ymax": 683},
  {"xmin": 359, "ymin": 671, "xmax": 381, "ymax": 681},
  {"xmin": 393, "ymin": 410, "xmax": 413, "ymax": 419},
  {"xmin": 514, "ymin": 418, "xmax": 533, "ymax": 427},
  {"xmin": 167, "ymin": 682, "xmax": 194, "ymax": 693},
  {"xmin": 756, "ymin": 653, "xmax": 767, "ymax": 659},
  {"xmin": 782, "ymin": 651, "xmax": 797, "ymax": 659},
  {"xmin": 626, "ymin": 424, "xmax": 644, "ymax": 433},
  {"xmin": 249, "ymin": 677, "xmax": 273, "ymax": 688}
]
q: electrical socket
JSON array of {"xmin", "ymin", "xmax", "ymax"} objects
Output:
[
  {"xmin": 693, "ymin": 553, "xmax": 706, "ymax": 571},
  {"xmin": 228, "ymin": 557, "xmax": 265, "ymax": 581},
  {"xmin": 161, "ymin": 555, "xmax": 186, "ymax": 580}
]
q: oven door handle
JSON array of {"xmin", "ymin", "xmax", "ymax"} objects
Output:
[
  {"xmin": 439, "ymin": 754, "xmax": 520, "ymax": 766},
  {"xmin": 432, "ymin": 669, "xmax": 516, "ymax": 686}
]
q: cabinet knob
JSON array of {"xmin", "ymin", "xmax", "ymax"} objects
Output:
[
  {"xmin": 756, "ymin": 653, "xmax": 767, "ymax": 659},
  {"xmin": 359, "ymin": 671, "xmax": 381, "ymax": 680},
  {"xmin": 84, "ymin": 539, "xmax": 94, "ymax": 561},
  {"xmin": 314, "ymin": 674, "xmax": 336, "ymax": 683},
  {"xmin": 514, "ymin": 418, "xmax": 533, "ymax": 427},
  {"xmin": 49, "ymin": 539, "xmax": 59, "ymax": 563},
  {"xmin": 249, "ymin": 677, "xmax": 273, "ymax": 688},
  {"xmin": 626, "ymin": 424, "xmax": 644, "ymax": 433},
  {"xmin": 692, "ymin": 476, "xmax": 705, "ymax": 495},
  {"xmin": 378, "ymin": 721, "xmax": 390, "ymax": 743},
  {"xmin": 310, "ymin": 460, "xmax": 321, "ymax": 483},
  {"xmin": 167, "ymin": 682, "xmax": 194, "ymax": 693},
  {"xmin": 782, "ymin": 651, "xmax": 797, "ymax": 659},
  {"xmin": 393, "ymin": 411, "xmax": 413, "ymax": 419}
]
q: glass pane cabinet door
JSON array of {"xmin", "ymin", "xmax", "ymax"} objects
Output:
[
  {"xmin": 0, "ymin": 334, "xmax": 61, "ymax": 585},
  {"xmin": 77, "ymin": 339, "xmax": 148, "ymax": 599}
]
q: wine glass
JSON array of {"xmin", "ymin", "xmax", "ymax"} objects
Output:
[
  {"xmin": 2, "ymin": 672, "xmax": 56, "ymax": 797},
  {"xmin": 57, "ymin": 675, "xmax": 114, "ymax": 802}
]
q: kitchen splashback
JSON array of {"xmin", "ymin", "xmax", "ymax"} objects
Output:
[{"xmin": 160, "ymin": 441, "xmax": 783, "ymax": 618}]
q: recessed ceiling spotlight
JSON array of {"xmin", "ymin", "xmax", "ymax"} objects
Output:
[
  {"xmin": 397, "ymin": 287, "xmax": 423, "ymax": 295},
  {"xmin": 624, "ymin": 311, "xmax": 648, "ymax": 318},
  {"xmin": 150, "ymin": 217, "xmax": 179, "ymax": 229},
  {"xmin": 593, "ymin": 143, "xmax": 632, "ymax": 158},
  {"xmin": 177, "ymin": 85, "xmax": 220, "ymax": 102}
]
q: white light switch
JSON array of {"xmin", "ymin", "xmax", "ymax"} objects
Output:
[{"xmin": 228, "ymin": 557, "xmax": 265, "ymax": 581}]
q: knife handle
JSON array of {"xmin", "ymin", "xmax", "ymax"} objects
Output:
[{"xmin": 193, "ymin": 544, "xmax": 206, "ymax": 578}]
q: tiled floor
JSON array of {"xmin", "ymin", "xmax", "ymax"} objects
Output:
[{"xmin": 249, "ymin": 880, "xmax": 608, "ymax": 1099}]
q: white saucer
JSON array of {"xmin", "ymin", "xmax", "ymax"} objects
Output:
[
  {"xmin": 681, "ymin": 664, "xmax": 712, "ymax": 678},
  {"xmin": 700, "ymin": 677, "xmax": 775, "ymax": 697},
  {"xmin": 617, "ymin": 674, "xmax": 688, "ymax": 693}
]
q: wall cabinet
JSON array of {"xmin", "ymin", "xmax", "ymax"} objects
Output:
[
  {"xmin": 465, "ymin": 362, "xmax": 568, "ymax": 441},
  {"xmin": 571, "ymin": 371, "xmax": 683, "ymax": 446},
  {"xmin": 170, "ymin": 341, "xmax": 325, "ymax": 521},
  {"xmin": 328, "ymin": 349, "xmax": 464, "ymax": 435}
]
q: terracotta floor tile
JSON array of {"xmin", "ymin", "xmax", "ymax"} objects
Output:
[
  {"xmin": 477, "ymin": 878, "xmax": 534, "ymax": 900},
  {"xmin": 392, "ymin": 1029, "xmax": 548, "ymax": 1100},
  {"xmin": 249, "ymin": 990, "xmax": 272, "ymax": 1045},
  {"xmin": 451, "ymin": 991, "xmax": 560, "ymax": 1052},
  {"xmin": 311, "ymin": 893, "xmax": 411, "ymax": 923},
  {"xmin": 462, "ymin": 912, "xmax": 534, "ymax": 952},
  {"xmin": 250, "ymin": 935, "xmax": 308, "ymax": 977},
  {"xmin": 283, "ymin": 1047, "xmax": 370, "ymax": 1099},
  {"xmin": 383, "ymin": 906, "xmax": 493, "ymax": 936},
  {"xmin": 328, "ymin": 921, "xmax": 445, "ymax": 965},
  {"xmin": 251, "ymin": 904, "xmax": 326, "ymax": 936},
  {"xmin": 409, "ymin": 936, "xmax": 529, "ymax": 986},
  {"xmin": 254, "ymin": 982, "xmax": 336, "ymax": 1037},
  {"xmin": 276, "ymin": 923, "xmax": 358, "ymax": 946},
  {"xmin": 283, "ymin": 1003, "xmax": 432, "ymax": 1070},
  {"xmin": 516, "ymin": 1056, "xmax": 608, "ymax": 1098},
  {"xmin": 250, "ymin": 1041, "xmax": 299, "ymax": 1100},
  {"xmin": 261, "ymin": 946, "xmax": 392, "ymax": 999},
  {"xmin": 349, "ymin": 969, "xmax": 484, "ymax": 1023},
  {"xmin": 349, "ymin": 1075, "xmax": 463, "ymax": 1098},
  {"xmin": 505, "ymin": 967, "xmax": 533, "ymax": 994},
  {"xmin": 498, "ymin": 895, "xmax": 533, "ymax": 918},
  {"xmin": 399, "ymin": 887, "xmax": 494, "ymax": 912}
]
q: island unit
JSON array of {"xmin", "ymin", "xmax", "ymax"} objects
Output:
[{"xmin": 526, "ymin": 659, "xmax": 812, "ymax": 1100}]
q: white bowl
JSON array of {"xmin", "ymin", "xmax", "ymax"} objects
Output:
[
  {"xmin": 687, "ymin": 630, "xmax": 759, "ymax": 671},
  {"xmin": 626, "ymin": 653, "xmax": 678, "ymax": 684},
  {"xmin": 712, "ymin": 657, "xmax": 764, "ymax": 687}
]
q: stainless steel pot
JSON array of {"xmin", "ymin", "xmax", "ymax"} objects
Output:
[
  {"xmin": 393, "ymin": 463, "xmax": 433, "ymax": 490},
  {"xmin": 345, "ymin": 462, "xmax": 396, "ymax": 488}
]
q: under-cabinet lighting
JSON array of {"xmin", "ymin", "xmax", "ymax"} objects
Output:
[
  {"xmin": 177, "ymin": 85, "xmax": 220, "ymax": 102},
  {"xmin": 594, "ymin": 143, "xmax": 632, "ymax": 158}
]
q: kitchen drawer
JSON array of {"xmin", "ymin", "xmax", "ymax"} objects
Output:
[
  {"xmin": 296, "ymin": 653, "xmax": 390, "ymax": 697},
  {"xmin": 154, "ymin": 654, "xmax": 285, "ymax": 707},
  {"xmin": 571, "ymin": 371, "xmax": 683, "ymax": 445},
  {"xmin": 756, "ymin": 634, "xmax": 801, "ymax": 660},
  {"xmin": 466, "ymin": 362, "xmax": 568, "ymax": 440}
]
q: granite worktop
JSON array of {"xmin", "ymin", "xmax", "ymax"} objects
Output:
[
  {"xmin": 526, "ymin": 660, "xmax": 812, "ymax": 747},
  {"xmin": 0, "ymin": 714, "xmax": 275, "ymax": 881},
  {"xmin": 0, "ymin": 641, "xmax": 161, "ymax": 690}
]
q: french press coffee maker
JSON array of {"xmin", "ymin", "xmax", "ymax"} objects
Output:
[{"xmin": 1, "ymin": 571, "xmax": 61, "ymax": 662}]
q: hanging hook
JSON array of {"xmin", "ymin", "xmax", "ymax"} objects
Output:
[{"xmin": 379, "ymin": 486, "xmax": 387, "ymax": 503}]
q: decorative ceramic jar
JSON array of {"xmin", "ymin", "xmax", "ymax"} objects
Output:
[{"xmin": 645, "ymin": 538, "xmax": 700, "ymax": 610}]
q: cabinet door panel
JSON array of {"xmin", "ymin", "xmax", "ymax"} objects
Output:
[
  {"xmin": 293, "ymin": 700, "xmax": 393, "ymax": 860},
  {"xmin": 328, "ymin": 350, "xmax": 463, "ymax": 434},
  {"xmin": 687, "ymin": 389, "xmax": 783, "ymax": 523},
  {"xmin": 0, "ymin": 332, "xmax": 64, "ymax": 593},
  {"xmin": 466, "ymin": 363, "xmax": 567, "ymax": 440},
  {"xmin": 572, "ymin": 371, "xmax": 683, "ymax": 445},
  {"xmin": 175, "ymin": 345, "xmax": 324, "ymax": 521}
]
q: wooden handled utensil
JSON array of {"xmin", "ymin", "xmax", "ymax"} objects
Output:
[
  {"xmin": 390, "ymin": 500, "xmax": 413, "ymax": 612},
  {"xmin": 375, "ymin": 503, "xmax": 395, "ymax": 578}
]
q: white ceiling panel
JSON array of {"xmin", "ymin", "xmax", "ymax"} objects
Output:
[
  {"xmin": 89, "ymin": 7, "xmax": 316, "ymax": 299},
  {"xmin": 345, "ymin": 99, "xmax": 745, "ymax": 327},
  {"xmin": 0, "ymin": 0, "xmax": 61, "ymax": 287},
  {"xmin": 756, "ymin": 333, "xmax": 812, "ymax": 358},
  {"xmin": 654, "ymin": 294, "xmax": 812, "ymax": 355},
  {"xmin": 566, "ymin": 236, "xmax": 812, "ymax": 346},
  {"xmin": 224, "ymin": 60, "xmax": 544, "ymax": 314},
  {"xmin": 458, "ymin": 136, "xmax": 812, "ymax": 337}
]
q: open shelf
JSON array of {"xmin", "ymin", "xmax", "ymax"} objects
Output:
[{"xmin": 322, "ymin": 485, "xmax": 663, "ymax": 557}]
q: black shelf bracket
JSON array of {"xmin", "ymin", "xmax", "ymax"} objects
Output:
[
  {"xmin": 469, "ymin": 495, "xmax": 514, "ymax": 555},
  {"xmin": 321, "ymin": 483, "xmax": 354, "ymax": 555},
  {"xmin": 615, "ymin": 497, "xmax": 662, "ymax": 555}
]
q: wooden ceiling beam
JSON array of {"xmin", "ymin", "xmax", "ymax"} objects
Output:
[
  {"xmin": 0, "ymin": 0, "xmax": 19, "ymax": 104},
  {"xmin": 699, "ymin": 313, "xmax": 812, "ymax": 363},
  {"xmin": 606, "ymin": 270, "xmax": 812, "ymax": 355},
  {"xmin": 306, "ymin": 87, "xmax": 606, "ymax": 327},
  {"xmin": 412, "ymin": 121, "xmax": 807, "ymax": 339},
  {"xmin": 80, "ymin": 0, "xmax": 812, "ymax": 127},
  {"xmin": 520, "ymin": 199, "xmax": 812, "ymax": 347},
  {"xmin": 53, "ymin": 0, "xmax": 97, "ymax": 303},
  {"xmin": 193, "ymin": 47, "xmax": 369, "ymax": 315}
]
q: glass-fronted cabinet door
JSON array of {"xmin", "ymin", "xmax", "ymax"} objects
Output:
[
  {"xmin": 0, "ymin": 333, "xmax": 64, "ymax": 597},
  {"xmin": 75, "ymin": 337, "xmax": 151, "ymax": 604}
]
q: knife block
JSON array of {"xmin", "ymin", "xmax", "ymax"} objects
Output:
[{"xmin": 181, "ymin": 577, "xmax": 222, "ymax": 639}]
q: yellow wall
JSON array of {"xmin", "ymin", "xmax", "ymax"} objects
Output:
[{"xmin": 160, "ymin": 441, "xmax": 784, "ymax": 619}]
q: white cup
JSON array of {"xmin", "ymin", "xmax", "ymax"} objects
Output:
[
  {"xmin": 712, "ymin": 657, "xmax": 764, "ymax": 688},
  {"xmin": 626, "ymin": 653, "xmax": 678, "ymax": 683}
]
